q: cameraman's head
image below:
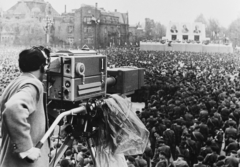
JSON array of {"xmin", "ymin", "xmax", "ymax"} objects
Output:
[{"xmin": 19, "ymin": 46, "xmax": 50, "ymax": 81}]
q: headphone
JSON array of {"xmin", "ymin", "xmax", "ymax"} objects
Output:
[
  {"xmin": 40, "ymin": 64, "xmax": 47, "ymax": 73},
  {"xmin": 32, "ymin": 46, "xmax": 50, "ymax": 73}
]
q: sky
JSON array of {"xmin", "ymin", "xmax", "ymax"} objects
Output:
[{"xmin": 1, "ymin": 0, "xmax": 240, "ymax": 28}]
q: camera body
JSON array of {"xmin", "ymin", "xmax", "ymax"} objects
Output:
[
  {"xmin": 107, "ymin": 67, "xmax": 145, "ymax": 95},
  {"xmin": 47, "ymin": 50, "xmax": 107, "ymax": 102}
]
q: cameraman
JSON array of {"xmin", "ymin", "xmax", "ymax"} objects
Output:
[{"xmin": 0, "ymin": 46, "xmax": 51, "ymax": 167}]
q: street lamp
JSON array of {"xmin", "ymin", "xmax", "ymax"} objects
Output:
[
  {"xmin": 43, "ymin": 16, "xmax": 53, "ymax": 45},
  {"xmin": 91, "ymin": 15, "xmax": 100, "ymax": 49}
]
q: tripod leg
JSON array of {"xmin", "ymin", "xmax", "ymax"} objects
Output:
[
  {"xmin": 86, "ymin": 138, "xmax": 97, "ymax": 167},
  {"xmin": 49, "ymin": 136, "xmax": 74, "ymax": 167}
]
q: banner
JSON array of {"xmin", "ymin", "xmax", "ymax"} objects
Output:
[
  {"xmin": 193, "ymin": 23, "xmax": 202, "ymax": 34},
  {"xmin": 181, "ymin": 23, "xmax": 190, "ymax": 33},
  {"xmin": 169, "ymin": 23, "xmax": 179, "ymax": 34}
]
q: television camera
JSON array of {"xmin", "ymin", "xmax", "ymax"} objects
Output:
[{"xmin": 27, "ymin": 48, "xmax": 146, "ymax": 167}]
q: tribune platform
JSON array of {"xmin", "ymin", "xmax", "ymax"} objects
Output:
[{"xmin": 140, "ymin": 42, "xmax": 233, "ymax": 54}]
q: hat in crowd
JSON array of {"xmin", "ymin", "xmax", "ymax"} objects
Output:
[
  {"xmin": 60, "ymin": 159, "xmax": 71, "ymax": 167},
  {"xmin": 136, "ymin": 110, "xmax": 141, "ymax": 114},
  {"xmin": 65, "ymin": 150, "xmax": 72, "ymax": 156},
  {"xmin": 127, "ymin": 156, "xmax": 136, "ymax": 163},
  {"xmin": 197, "ymin": 156, "xmax": 204, "ymax": 161},
  {"xmin": 231, "ymin": 150, "xmax": 237, "ymax": 154},
  {"xmin": 217, "ymin": 155, "xmax": 225, "ymax": 161},
  {"xmin": 215, "ymin": 161, "xmax": 225, "ymax": 167},
  {"xmin": 178, "ymin": 154, "xmax": 184, "ymax": 158},
  {"xmin": 235, "ymin": 91, "xmax": 240, "ymax": 98}
]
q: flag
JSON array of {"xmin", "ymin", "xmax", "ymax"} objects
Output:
[{"xmin": 91, "ymin": 15, "xmax": 97, "ymax": 24}]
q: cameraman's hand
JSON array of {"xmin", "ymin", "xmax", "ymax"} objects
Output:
[{"xmin": 20, "ymin": 147, "xmax": 41, "ymax": 161}]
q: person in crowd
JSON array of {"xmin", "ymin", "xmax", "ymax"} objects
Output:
[
  {"xmin": 135, "ymin": 154, "xmax": 148, "ymax": 167},
  {"xmin": 155, "ymin": 152, "xmax": 169, "ymax": 167},
  {"xmin": 224, "ymin": 137, "xmax": 239, "ymax": 156},
  {"xmin": 153, "ymin": 138, "xmax": 171, "ymax": 164},
  {"xmin": 214, "ymin": 129, "xmax": 224, "ymax": 154},
  {"xmin": 203, "ymin": 146, "xmax": 218, "ymax": 167},
  {"xmin": 172, "ymin": 154, "xmax": 189, "ymax": 167},
  {"xmin": 224, "ymin": 150, "xmax": 239, "ymax": 167},
  {"xmin": 224, "ymin": 122, "xmax": 237, "ymax": 150},
  {"xmin": 126, "ymin": 156, "xmax": 136, "ymax": 167},
  {"xmin": 193, "ymin": 156, "xmax": 206, "ymax": 167},
  {"xmin": 163, "ymin": 123, "xmax": 176, "ymax": 160}
]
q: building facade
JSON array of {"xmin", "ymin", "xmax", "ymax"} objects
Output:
[
  {"xmin": 54, "ymin": 4, "xmax": 129, "ymax": 49},
  {"xmin": 4, "ymin": 0, "xmax": 59, "ymax": 20},
  {"xmin": 1, "ymin": 0, "xmax": 60, "ymax": 45},
  {"xmin": 0, "ymin": 29, "xmax": 15, "ymax": 45},
  {"xmin": 1, "ymin": 1, "xmax": 129, "ymax": 48}
]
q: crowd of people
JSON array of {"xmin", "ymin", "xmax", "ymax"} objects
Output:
[
  {"xmin": 1, "ymin": 46, "xmax": 240, "ymax": 167},
  {"xmin": 0, "ymin": 46, "xmax": 21, "ymax": 96},
  {"xmin": 103, "ymin": 47, "xmax": 240, "ymax": 167}
]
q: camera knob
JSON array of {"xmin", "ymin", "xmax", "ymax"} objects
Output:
[
  {"xmin": 66, "ymin": 68, "xmax": 70, "ymax": 73},
  {"xmin": 64, "ymin": 89, "xmax": 69, "ymax": 96},
  {"xmin": 75, "ymin": 63, "xmax": 85, "ymax": 75}
]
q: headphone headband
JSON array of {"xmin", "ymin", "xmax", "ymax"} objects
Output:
[{"xmin": 31, "ymin": 46, "xmax": 50, "ymax": 65}]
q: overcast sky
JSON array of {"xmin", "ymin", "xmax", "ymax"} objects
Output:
[{"xmin": 1, "ymin": 0, "xmax": 240, "ymax": 28}]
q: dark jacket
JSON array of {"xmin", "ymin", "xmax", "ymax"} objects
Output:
[
  {"xmin": 224, "ymin": 155, "xmax": 239, "ymax": 167},
  {"xmin": 163, "ymin": 129, "xmax": 176, "ymax": 146}
]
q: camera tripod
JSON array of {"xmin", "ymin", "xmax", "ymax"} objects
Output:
[
  {"xmin": 49, "ymin": 119, "xmax": 97, "ymax": 167},
  {"xmin": 25, "ymin": 105, "xmax": 98, "ymax": 167}
]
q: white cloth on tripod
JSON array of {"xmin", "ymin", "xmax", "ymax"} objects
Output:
[
  {"xmin": 94, "ymin": 94, "xmax": 149, "ymax": 167},
  {"xmin": 95, "ymin": 147, "xmax": 127, "ymax": 167},
  {"xmin": 103, "ymin": 94, "xmax": 149, "ymax": 155}
]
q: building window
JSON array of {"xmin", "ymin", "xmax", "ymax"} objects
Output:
[
  {"xmin": 106, "ymin": 16, "xmax": 111, "ymax": 23},
  {"xmin": 172, "ymin": 35, "xmax": 177, "ymax": 40},
  {"xmin": 182, "ymin": 35, "xmax": 188, "ymax": 40},
  {"xmin": 84, "ymin": 26, "xmax": 92, "ymax": 33},
  {"xmin": 68, "ymin": 26, "xmax": 74, "ymax": 33},
  {"xmin": 102, "ymin": 17, "xmax": 106, "ymax": 23},
  {"xmin": 83, "ymin": 16, "xmax": 92, "ymax": 24},
  {"xmin": 84, "ymin": 37, "xmax": 93, "ymax": 44},
  {"xmin": 194, "ymin": 35, "xmax": 200, "ymax": 41},
  {"xmin": 68, "ymin": 37, "xmax": 74, "ymax": 44}
]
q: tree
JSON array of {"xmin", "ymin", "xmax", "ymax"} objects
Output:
[
  {"xmin": 228, "ymin": 17, "xmax": 240, "ymax": 47},
  {"xmin": 195, "ymin": 14, "xmax": 207, "ymax": 25},
  {"xmin": 207, "ymin": 18, "xmax": 221, "ymax": 40},
  {"xmin": 145, "ymin": 18, "xmax": 155, "ymax": 40},
  {"xmin": 1, "ymin": 18, "xmax": 45, "ymax": 45},
  {"xmin": 154, "ymin": 22, "xmax": 166, "ymax": 40}
]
